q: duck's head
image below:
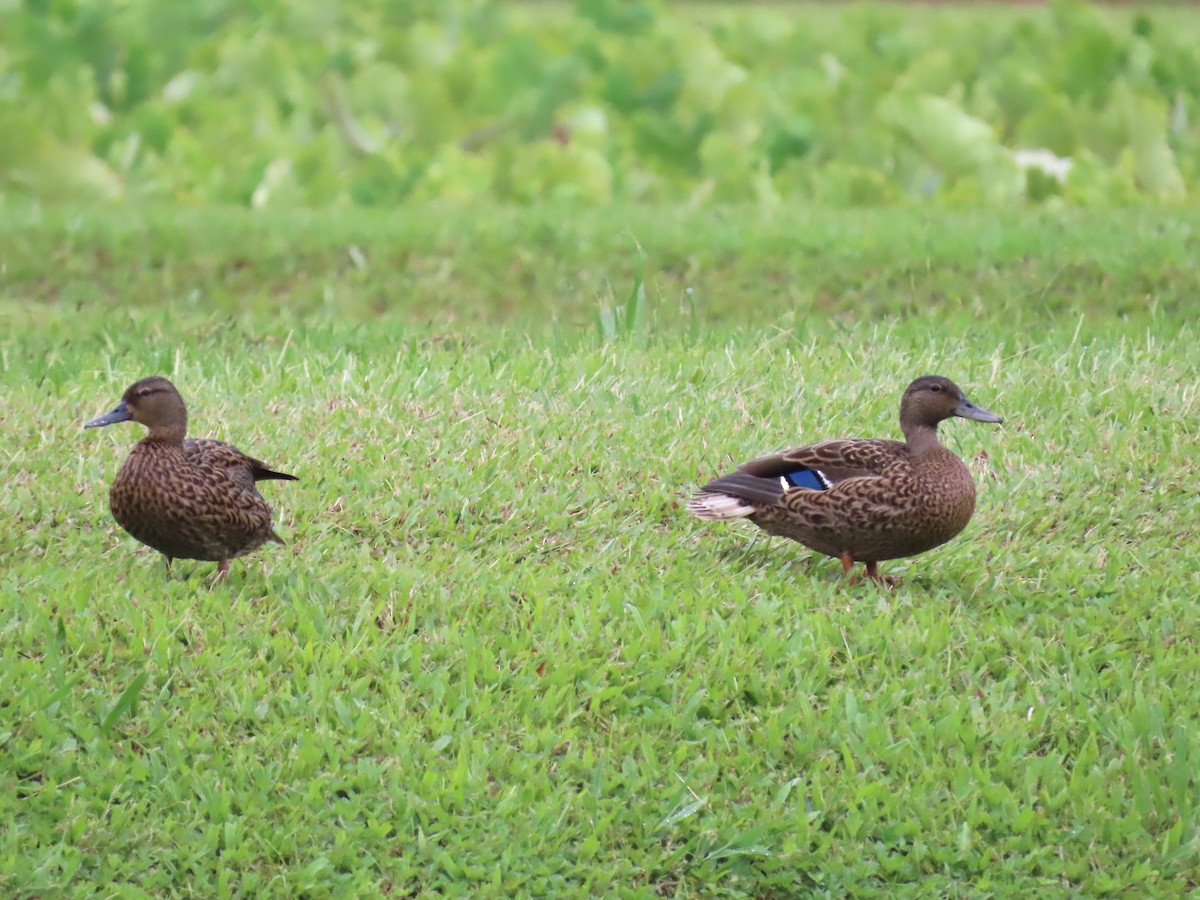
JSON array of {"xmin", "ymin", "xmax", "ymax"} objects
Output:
[
  {"xmin": 901, "ymin": 376, "xmax": 1002, "ymax": 434},
  {"xmin": 85, "ymin": 376, "xmax": 188, "ymax": 442}
]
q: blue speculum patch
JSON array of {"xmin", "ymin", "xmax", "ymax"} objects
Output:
[{"xmin": 781, "ymin": 468, "xmax": 830, "ymax": 491}]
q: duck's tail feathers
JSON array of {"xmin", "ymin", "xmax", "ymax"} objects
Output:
[
  {"xmin": 687, "ymin": 491, "xmax": 758, "ymax": 521},
  {"xmin": 256, "ymin": 467, "xmax": 299, "ymax": 482}
]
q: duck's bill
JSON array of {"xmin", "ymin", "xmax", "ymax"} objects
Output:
[
  {"xmin": 954, "ymin": 396, "xmax": 1003, "ymax": 424},
  {"xmin": 85, "ymin": 401, "xmax": 132, "ymax": 429}
]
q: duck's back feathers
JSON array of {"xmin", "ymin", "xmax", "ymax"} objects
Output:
[
  {"xmin": 739, "ymin": 439, "xmax": 910, "ymax": 484},
  {"xmin": 690, "ymin": 438, "xmax": 910, "ymax": 519},
  {"xmin": 184, "ymin": 439, "xmax": 298, "ymax": 484}
]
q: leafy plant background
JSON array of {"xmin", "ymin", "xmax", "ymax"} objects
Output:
[{"xmin": 2, "ymin": 0, "xmax": 1196, "ymax": 206}]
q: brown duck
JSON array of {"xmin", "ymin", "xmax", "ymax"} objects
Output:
[
  {"xmin": 85, "ymin": 376, "xmax": 296, "ymax": 579},
  {"xmin": 688, "ymin": 376, "xmax": 1002, "ymax": 585}
]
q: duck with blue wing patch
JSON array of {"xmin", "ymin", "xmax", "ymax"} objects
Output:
[{"xmin": 688, "ymin": 376, "xmax": 1002, "ymax": 585}]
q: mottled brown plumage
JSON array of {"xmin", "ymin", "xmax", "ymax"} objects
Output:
[
  {"xmin": 688, "ymin": 376, "xmax": 1002, "ymax": 585},
  {"xmin": 85, "ymin": 376, "xmax": 296, "ymax": 580}
]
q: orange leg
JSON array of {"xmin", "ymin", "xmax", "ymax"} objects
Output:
[
  {"xmin": 864, "ymin": 561, "xmax": 901, "ymax": 588},
  {"xmin": 841, "ymin": 552, "xmax": 862, "ymax": 585},
  {"xmin": 840, "ymin": 554, "xmax": 901, "ymax": 588},
  {"xmin": 216, "ymin": 559, "xmax": 230, "ymax": 581}
]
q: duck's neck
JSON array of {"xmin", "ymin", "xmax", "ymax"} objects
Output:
[
  {"xmin": 144, "ymin": 422, "xmax": 187, "ymax": 445},
  {"xmin": 903, "ymin": 422, "xmax": 944, "ymax": 457}
]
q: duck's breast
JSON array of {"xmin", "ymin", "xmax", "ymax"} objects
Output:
[{"xmin": 903, "ymin": 448, "xmax": 977, "ymax": 548}]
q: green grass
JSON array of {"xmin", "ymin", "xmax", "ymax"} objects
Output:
[
  {"xmin": 3, "ymin": 204, "xmax": 1200, "ymax": 328},
  {"xmin": 3, "ymin": 205, "xmax": 1200, "ymax": 896}
]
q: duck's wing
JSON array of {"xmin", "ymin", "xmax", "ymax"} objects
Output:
[
  {"xmin": 739, "ymin": 439, "xmax": 910, "ymax": 484},
  {"xmin": 184, "ymin": 439, "xmax": 298, "ymax": 487},
  {"xmin": 689, "ymin": 439, "xmax": 909, "ymax": 519},
  {"xmin": 183, "ymin": 440, "xmax": 294, "ymax": 550}
]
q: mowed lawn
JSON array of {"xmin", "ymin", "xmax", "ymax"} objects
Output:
[{"xmin": 2, "ymin": 205, "xmax": 1200, "ymax": 896}]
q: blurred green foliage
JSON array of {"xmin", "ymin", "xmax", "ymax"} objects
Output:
[{"xmin": 1, "ymin": 0, "xmax": 1196, "ymax": 207}]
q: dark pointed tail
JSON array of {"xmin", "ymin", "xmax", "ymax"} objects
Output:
[{"xmin": 253, "ymin": 466, "xmax": 299, "ymax": 482}]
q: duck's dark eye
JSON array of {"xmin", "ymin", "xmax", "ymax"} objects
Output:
[
  {"xmin": 137, "ymin": 388, "xmax": 154, "ymax": 397},
  {"xmin": 930, "ymin": 384, "xmax": 942, "ymax": 393}
]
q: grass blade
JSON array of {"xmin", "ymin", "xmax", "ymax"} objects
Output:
[{"xmin": 100, "ymin": 672, "xmax": 148, "ymax": 737}]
